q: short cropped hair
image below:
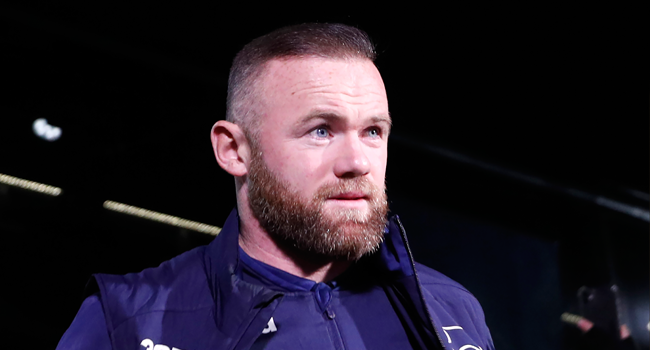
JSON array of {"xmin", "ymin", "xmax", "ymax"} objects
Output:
[{"xmin": 226, "ymin": 23, "xmax": 376, "ymax": 134}]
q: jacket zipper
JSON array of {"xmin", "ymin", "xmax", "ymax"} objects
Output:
[{"xmin": 395, "ymin": 216, "xmax": 446, "ymax": 350}]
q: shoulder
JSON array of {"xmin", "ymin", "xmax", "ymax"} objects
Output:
[
  {"xmin": 415, "ymin": 263, "xmax": 494, "ymax": 348},
  {"xmin": 94, "ymin": 246, "xmax": 212, "ymax": 329},
  {"xmin": 414, "ymin": 262, "xmax": 485, "ymax": 317},
  {"xmin": 415, "ymin": 263, "xmax": 494, "ymax": 342},
  {"xmin": 414, "ymin": 262, "xmax": 471, "ymax": 294},
  {"xmin": 56, "ymin": 294, "xmax": 111, "ymax": 350},
  {"xmin": 97, "ymin": 245, "xmax": 208, "ymax": 289}
]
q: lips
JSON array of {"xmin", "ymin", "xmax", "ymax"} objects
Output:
[{"xmin": 329, "ymin": 192, "xmax": 368, "ymax": 200}]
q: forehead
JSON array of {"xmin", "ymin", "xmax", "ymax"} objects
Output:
[{"xmin": 256, "ymin": 56, "xmax": 388, "ymax": 113}]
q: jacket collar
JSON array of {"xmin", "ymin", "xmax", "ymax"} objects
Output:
[
  {"xmin": 203, "ymin": 209, "xmax": 281, "ymax": 340},
  {"xmin": 203, "ymin": 208, "xmax": 440, "ymax": 348},
  {"xmin": 376, "ymin": 214, "xmax": 417, "ymax": 278},
  {"xmin": 204, "ymin": 208, "xmax": 417, "ymax": 297}
]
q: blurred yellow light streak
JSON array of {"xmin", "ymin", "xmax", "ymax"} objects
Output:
[
  {"xmin": 0, "ymin": 173, "xmax": 62, "ymax": 196},
  {"xmin": 103, "ymin": 200, "xmax": 221, "ymax": 236}
]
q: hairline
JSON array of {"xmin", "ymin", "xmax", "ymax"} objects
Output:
[
  {"xmin": 226, "ymin": 23, "xmax": 377, "ymax": 141},
  {"xmin": 238, "ymin": 55, "xmax": 377, "ymax": 140}
]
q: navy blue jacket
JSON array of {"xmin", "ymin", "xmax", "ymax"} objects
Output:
[{"xmin": 87, "ymin": 210, "xmax": 493, "ymax": 349}]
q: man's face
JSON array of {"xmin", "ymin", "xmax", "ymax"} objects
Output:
[{"xmin": 246, "ymin": 57, "xmax": 391, "ymax": 260}]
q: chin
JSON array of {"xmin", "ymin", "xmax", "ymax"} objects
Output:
[{"xmin": 322, "ymin": 207, "xmax": 371, "ymax": 224}]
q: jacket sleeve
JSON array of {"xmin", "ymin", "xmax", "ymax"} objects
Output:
[{"xmin": 56, "ymin": 293, "xmax": 112, "ymax": 350}]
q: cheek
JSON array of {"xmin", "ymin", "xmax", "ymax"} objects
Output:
[
  {"xmin": 265, "ymin": 146, "xmax": 328, "ymax": 185},
  {"xmin": 292, "ymin": 152, "xmax": 328, "ymax": 183},
  {"xmin": 372, "ymin": 158, "xmax": 387, "ymax": 174},
  {"xmin": 370, "ymin": 148, "xmax": 388, "ymax": 184}
]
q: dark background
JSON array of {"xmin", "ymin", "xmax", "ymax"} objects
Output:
[{"xmin": 0, "ymin": 3, "xmax": 647, "ymax": 349}]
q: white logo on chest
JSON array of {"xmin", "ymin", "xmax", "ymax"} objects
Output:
[
  {"xmin": 262, "ymin": 317, "xmax": 277, "ymax": 334},
  {"xmin": 141, "ymin": 338, "xmax": 183, "ymax": 350}
]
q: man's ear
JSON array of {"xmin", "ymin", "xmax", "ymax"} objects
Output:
[{"xmin": 211, "ymin": 120, "xmax": 250, "ymax": 177}]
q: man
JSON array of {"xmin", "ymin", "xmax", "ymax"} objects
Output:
[{"xmin": 58, "ymin": 23, "xmax": 494, "ymax": 350}]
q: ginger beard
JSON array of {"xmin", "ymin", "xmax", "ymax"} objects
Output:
[{"xmin": 246, "ymin": 144, "xmax": 388, "ymax": 261}]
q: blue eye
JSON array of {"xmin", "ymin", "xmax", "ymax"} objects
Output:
[
  {"xmin": 313, "ymin": 127, "xmax": 329, "ymax": 138},
  {"xmin": 368, "ymin": 128, "xmax": 380, "ymax": 138}
]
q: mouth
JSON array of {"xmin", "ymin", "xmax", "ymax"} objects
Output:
[{"xmin": 328, "ymin": 192, "xmax": 369, "ymax": 201}]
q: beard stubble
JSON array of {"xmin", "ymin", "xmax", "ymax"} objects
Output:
[{"xmin": 246, "ymin": 146, "xmax": 389, "ymax": 261}]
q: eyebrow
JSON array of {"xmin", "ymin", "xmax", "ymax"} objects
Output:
[{"xmin": 296, "ymin": 110, "xmax": 392, "ymax": 130}]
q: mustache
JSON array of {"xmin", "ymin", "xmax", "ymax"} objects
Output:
[{"xmin": 313, "ymin": 177, "xmax": 385, "ymax": 201}]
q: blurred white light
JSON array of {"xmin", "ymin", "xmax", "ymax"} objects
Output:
[
  {"xmin": 103, "ymin": 200, "xmax": 221, "ymax": 236},
  {"xmin": 33, "ymin": 118, "xmax": 62, "ymax": 141},
  {"xmin": 0, "ymin": 173, "xmax": 62, "ymax": 196}
]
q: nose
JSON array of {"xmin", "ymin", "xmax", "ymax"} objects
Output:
[{"xmin": 333, "ymin": 133, "xmax": 370, "ymax": 178}]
